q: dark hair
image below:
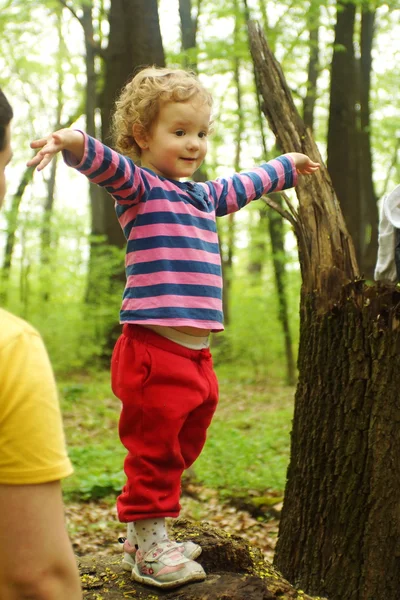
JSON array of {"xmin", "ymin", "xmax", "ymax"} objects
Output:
[{"xmin": 0, "ymin": 88, "xmax": 13, "ymax": 151}]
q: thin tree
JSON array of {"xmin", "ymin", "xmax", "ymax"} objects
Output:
[
  {"xmin": 40, "ymin": 8, "xmax": 65, "ymax": 301},
  {"xmin": 302, "ymin": 1, "xmax": 320, "ymax": 131},
  {"xmin": 61, "ymin": 0, "xmax": 166, "ymax": 354},
  {"xmin": 244, "ymin": 0, "xmax": 297, "ymax": 384},
  {"xmin": 327, "ymin": 0, "xmax": 378, "ymax": 279}
]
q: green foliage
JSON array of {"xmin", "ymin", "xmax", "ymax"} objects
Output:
[
  {"xmin": 60, "ymin": 376, "xmax": 126, "ymax": 500},
  {"xmin": 194, "ymin": 384, "xmax": 294, "ymax": 494}
]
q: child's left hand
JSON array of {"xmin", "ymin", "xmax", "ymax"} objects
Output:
[{"xmin": 286, "ymin": 152, "xmax": 320, "ymax": 175}]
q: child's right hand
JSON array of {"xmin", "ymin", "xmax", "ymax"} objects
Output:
[
  {"xmin": 285, "ymin": 152, "xmax": 320, "ymax": 175},
  {"xmin": 27, "ymin": 128, "xmax": 84, "ymax": 171}
]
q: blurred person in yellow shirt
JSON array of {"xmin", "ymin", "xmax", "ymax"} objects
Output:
[{"xmin": 0, "ymin": 88, "xmax": 82, "ymax": 599}]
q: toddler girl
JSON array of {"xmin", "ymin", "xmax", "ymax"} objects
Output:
[{"xmin": 28, "ymin": 66, "xmax": 319, "ymax": 590}]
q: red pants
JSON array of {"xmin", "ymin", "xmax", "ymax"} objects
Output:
[{"xmin": 111, "ymin": 324, "xmax": 219, "ymax": 522}]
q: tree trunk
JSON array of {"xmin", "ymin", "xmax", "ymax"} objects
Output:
[
  {"xmin": 83, "ymin": 0, "xmax": 165, "ymax": 355},
  {"xmin": 302, "ymin": 2, "xmax": 320, "ymax": 131},
  {"xmin": 0, "ymin": 169, "xmax": 34, "ymax": 304},
  {"xmin": 358, "ymin": 6, "xmax": 378, "ymax": 279},
  {"xmin": 248, "ymin": 20, "xmax": 400, "ymax": 600},
  {"xmin": 100, "ymin": 0, "xmax": 165, "ymax": 250},
  {"xmin": 81, "ymin": 1, "xmax": 106, "ymax": 308},
  {"xmin": 222, "ymin": 0, "xmax": 244, "ymax": 327},
  {"xmin": 327, "ymin": 2, "xmax": 361, "ymax": 267},
  {"xmin": 244, "ymin": 1, "xmax": 296, "ymax": 384},
  {"xmin": 179, "ymin": 0, "xmax": 200, "ymax": 71},
  {"xmin": 40, "ymin": 9, "xmax": 64, "ymax": 301},
  {"xmin": 276, "ymin": 284, "xmax": 400, "ymax": 600},
  {"xmin": 265, "ymin": 194, "xmax": 296, "ymax": 386}
]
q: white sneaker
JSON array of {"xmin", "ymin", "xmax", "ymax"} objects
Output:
[
  {"xmin": 129, "ymin": 539, "xmax": 205, "ymax": 589},
  {"xmin": 119, "ymin": 536, "xmax": 202, "ymax": 572}
]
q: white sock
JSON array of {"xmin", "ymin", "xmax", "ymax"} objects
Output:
[
  {"xmin": 127, "ymin": 522, "xmax": 138, "ymax": 549},
  {"xmin": 133, "ymin": 518, "xmax": 168, "ymax": 553}
]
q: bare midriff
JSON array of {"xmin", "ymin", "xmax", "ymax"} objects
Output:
[{"xmin": 142, "ymin": 324, "xmax": 211, "ymax": 337}]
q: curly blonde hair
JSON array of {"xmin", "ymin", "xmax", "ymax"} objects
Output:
[{"xmin": 111, "ymin": 66, "xmax": 213, "ymax": 161}]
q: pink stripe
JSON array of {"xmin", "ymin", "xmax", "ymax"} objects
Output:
[
  {"xmin": 224, "ymin": 181, "xmax": 239, "ymax": 212},
  {"xmin": 85, "ymin": 159, "xmax": 138, "ymax": 193},
  {"xmin": 126, "ymin": 247, "xmax": 221, "ymax": 266},
  {"xmin": 79, "ymin": 137, "xmax": 143, "ymax": 199},
  {"xmin": 253, "ymin": 161, "xmax": 286, "ymax": 191},
  {"xmin": 227, "ymin": 177, "xmax": 257, "ymax": 211},
  {"xmin": 130, "ymin": 223, "xmax": 218, "ymax": 243},
  {"xmin": 141, "ymin": 199, "xmax": 215, "ymax": 220},
  {"xmin": 118, "ymin": 204, "xmax": 141, "ymax": 228},
  {"xmin": 122, "ymin": 295, "xmax": 222, "ymax": 311},
  {"xmin": 79, "ymin": 139, "xmax": 105, "ymax": 174},
  {"xmin": 127, "ymin": 272, "xmax": 221, "ymax": 287}
]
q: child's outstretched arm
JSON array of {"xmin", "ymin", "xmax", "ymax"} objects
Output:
[
  {"xmin": 27, "ymin": 129, "xmax": 84, "ymax": 171},
  {"xmin": 285, "ymin": 152, "xmax": 320, "ymax": 175}
]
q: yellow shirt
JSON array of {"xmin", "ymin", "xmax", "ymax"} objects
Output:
[{"xmin": 0, "ymin": 309, "xmax": 73, "ymax": 484}]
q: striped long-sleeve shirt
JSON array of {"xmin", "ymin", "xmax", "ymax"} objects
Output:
[{"xmin": 65, "ymin": 133, "xmax": 298, "ymax": 331}]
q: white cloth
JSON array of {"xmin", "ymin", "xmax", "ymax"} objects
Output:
[{"xmin": 374, "ymin": 185, "xmax": 400, "ymax": 283}]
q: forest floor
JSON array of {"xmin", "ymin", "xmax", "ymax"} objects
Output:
[{"xmin": 66, "ymin": 478, "xmax": 282, "ymax": 564}]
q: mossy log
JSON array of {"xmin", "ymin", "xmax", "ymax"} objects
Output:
[{"xmin": 77, "ymin": 520, "xmax": 326, "ymax": 600}]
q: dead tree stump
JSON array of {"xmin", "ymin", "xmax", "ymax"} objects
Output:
[{"xmin": 247, "ymin": 19, "xmax": 400, "ymax": 600}]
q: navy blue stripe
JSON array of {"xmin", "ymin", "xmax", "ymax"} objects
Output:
[
  {"xmin": 127, "ymin": 236, "xmax": 220, "ymax": 254},
  {"xmin": 121, "ymin": 307, "xmax": 223, "ymax": 322},
  {"xmin": 80, "ymin": 137, "xmax": 142, "ymax": 202},
  {"xmin": 126, "ymin": 260, "xmax": 221, "ymax": 277},
  {"xmin": 232, "ymin": 175, "xmax": 248, "ymax": 208},
  {"xmin": 147, "ymin": 187, "xmax": 183, "ymax": 202},
  {"xmin": 213, "ymin": 180, "xmax": 228, "ymax": 216},
  {"xmin": 85, "ymin": 143, "xmax": 114, "ymax": 179},
  {"xmin": 79, "ymin": 135, "xmax": 97, "ymax": 171},
  {"xmin": 205, "ymin": 182, "xmax": 219, "ymax": 209},
  {"xmin": 123, "ymin": 283, "xmax": 222, "ymax": 300},
  {"xmin": 134, "ymin": 212, "xmax": 217, "ymax": 232},
  {"xmin": 259, "ymin": 163, "xmax": 279, "ymax": 192},
  {"xmin": 276, "ymin": 155, "xmax": 294, "ymax": 188}
]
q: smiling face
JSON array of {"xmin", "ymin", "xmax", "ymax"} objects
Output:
[
  {"xmin": 136, "ymin": 100, "xmax": 211, "ymax": 181},
  {"xmin": 0, "ymin": 123, "xmax": 12, "ymax": 207}
]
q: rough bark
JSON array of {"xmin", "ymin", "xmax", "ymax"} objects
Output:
[
  {"xmin": 77, "ymin": 519, "xmax": 324, "ymax": 600},
  {"xmin": 248, "ymin": 22, "xmax": 358, "ymax": 298},
  {"xmin": 276, "ymin": 284, "xmax": 400, "ymax": 600},
  {"xmin": 248, "ymin": 20, "xmax": 400, "ymax": 600}
]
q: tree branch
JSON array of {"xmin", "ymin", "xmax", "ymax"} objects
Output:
[
  {"xmin": 262, "ymin": 194, "xmax": 298, "ymax": 228},
  {"xmin": 58, "ymin": 0, "xmax": 106, "ymax": 59}
]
